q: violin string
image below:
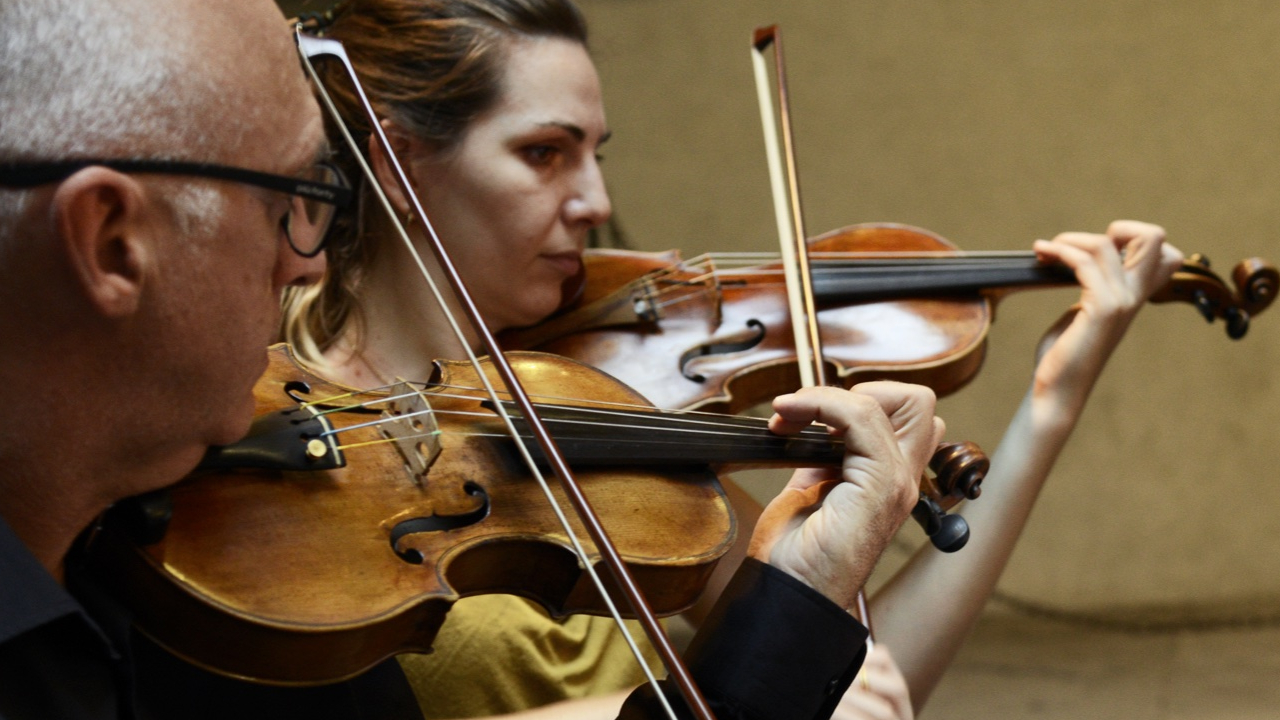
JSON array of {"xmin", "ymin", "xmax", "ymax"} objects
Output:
[
  {"xmin": 310, "ymin": 385, "xmax": 838, "ymax": 445},
  {"xmin": 614, "ymin": 251, "xmax": 1054, "ymax": 315},
  {"xmin": 333, "ymin": 430, "xmax": 442, "ymax": 452},
  {"xmin": 448, "ymin": 386, "xmax": 832, "ymax": 436},
  {"xmin": 295, "ymin": 377, "xmax": 821, "ymax": 434},
  {"xmin": 698, "ymin": 249, "xmax": 1042, "ymax": 264},
  {"xmin": 323, "ymin": 402, "xmax": 839, "ymax": 452},
  {"xmin": 330, "ymin": 422, "xmax": 837, "ymax": 454},
  {"xmin": 680, "ymin": 258, "xmax": 1050, "ymax": 281},
  {"xmin": 636, "ymin": 250, "xmax": 1040, "ymax": 278},
  {"xmin": 645, "ymin": 251, "xmax": 1040, "ymax": 286},
  {"xmin": 628, "ymin": 254, "xmax": 1057, "ymax": 313},
  {"xmin": 331, "ymin": 428, "xmax": 835, "ymax": 454},
  {"xmin": 300, "ymin": 384, "xmax": 407, "ymax": 415},
  {"xmin": 285, "ymin": 375, "xmax": 840, "ymax": 447}
]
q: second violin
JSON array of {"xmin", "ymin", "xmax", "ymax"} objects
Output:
[{"xmin": 503, "ymin": 223, "xmax": 1278, "ymax": 413}]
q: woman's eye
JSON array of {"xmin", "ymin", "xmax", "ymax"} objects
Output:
[{"xmin": 523, "ymin": 144, "xmax": 560, "ymax": 166}]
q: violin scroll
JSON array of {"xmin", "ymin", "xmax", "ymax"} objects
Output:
[
  {"xmin": 929, "ymin": 440, "xmax": 987, "ymax": 501},
  {"xmin": 1152, "ymin": 254, "xmax": 1279, "ymax": 339}
]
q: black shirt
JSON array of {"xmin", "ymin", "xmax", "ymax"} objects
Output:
[
  {"xmin": 0, "ymin": 515, "xmax": 421, "ymax": 720},
  {"xmin": 0, "ymin": 516, "xmax": 123, "ymax": 719},
  {"xmin": 0, "ymin": 511, "xmax": 867, "ymax": 720}
]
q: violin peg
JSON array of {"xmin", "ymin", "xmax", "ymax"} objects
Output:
[
  {"xmin": 1192, "ymin": 290, "xmax": 1216, "ymax": 323},
  {"xmin": 931, "ymin": 513, "xmax": 970, "ymax": 553},
  {"xmin": 910, "ymin": 494, "xmax": 943, "ymax": 536},
  {"xmin": 1225, "ymin": 307, "xmax": 1250, "ymax": 339},
  {"xmin": 910, "ymin": 494, "xmax": 970, "ymax": 553}
]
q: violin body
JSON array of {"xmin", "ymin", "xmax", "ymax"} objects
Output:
[
  {"xmin": 505, "ymin": 223, "xmax": 1277, "ymax": 413},
  {"xmin": 88, "ymin": 345, "xmax": 734, "ymax": 685},
  {"xmin": 508, "ymin": 225, "xmax": 995, "ymax": 413}
]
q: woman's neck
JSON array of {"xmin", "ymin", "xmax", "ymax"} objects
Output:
[{"xmin": 320, "ymin": 230, "xmax": 485, "ymax": 387}]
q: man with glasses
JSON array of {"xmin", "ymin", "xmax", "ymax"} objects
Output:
[{"xmin": 0, "ymin": 0, "xmax": 351, "ymax": 716}]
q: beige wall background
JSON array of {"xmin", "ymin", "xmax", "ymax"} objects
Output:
[
  {"xmin": 281, "ymin": 0, "xmax": 1280, "ymax": 622},
  {"xmin": 572, "ymin": 0, "xmax": 1280, "ymax": 622}
]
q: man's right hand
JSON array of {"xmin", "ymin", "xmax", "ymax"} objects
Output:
[{"xmin": 748, "ymin": 382, "xmax": 943, "ymax": 608}]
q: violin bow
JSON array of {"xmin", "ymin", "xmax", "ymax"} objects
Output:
[
  {"xmin": 751, "ymin": 25, "xmax": 877, "ymax": 638},
  {"xmin": 751, "ymin": 25, "xmax": 825, "ymax": 391},
  {"xmin": 295, "ymin": 29, "xmax": 714, "ymax": 720}
]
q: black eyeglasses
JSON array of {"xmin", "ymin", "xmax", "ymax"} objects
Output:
[{"xmin": 0, "ymin": 159, "xmax": 353, "ymax": 257}]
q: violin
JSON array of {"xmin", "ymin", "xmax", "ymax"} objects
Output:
[
  {"xmin": 502, "ymin": 223, "xmax": 1278, "ymax": 414},
  {"xmin": 87, "ymin": 344, "xmax": 985, "ymax": 685}
]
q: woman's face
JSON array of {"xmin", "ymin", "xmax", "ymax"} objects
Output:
[{"xmin": 409, "ymin": 36, "xmax": 611, "ymax": 332}]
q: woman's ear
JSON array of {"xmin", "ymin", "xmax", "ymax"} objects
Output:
[
  {"xmin": 50, "ymin": 168, "xmax": 153, "ymax": 319},
  {"xmin": 369, "ymin": 119, "xmax": 431, "ymax": 219}
]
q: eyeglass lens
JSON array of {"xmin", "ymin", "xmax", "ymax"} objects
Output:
[{"xmin": 285, "ymin": 164, "xmax": 342, "ymax": 257}]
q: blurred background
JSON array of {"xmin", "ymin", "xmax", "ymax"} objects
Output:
[{"xmin": 282, "ymin": 1, "xmax": 1280, "ymax": 716}]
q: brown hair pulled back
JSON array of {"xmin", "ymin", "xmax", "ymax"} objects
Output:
[{"xmin": 282, "ymin": 0, "xmax": 588, "ymax": 361}]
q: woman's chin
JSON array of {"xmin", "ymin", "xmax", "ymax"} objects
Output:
[{"xmin": 492, "ymin": 296, "xmax": 564, "ymax": 333}]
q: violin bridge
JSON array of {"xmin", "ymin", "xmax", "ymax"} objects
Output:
[
  {"xmin": 704, "ymin": 255, "xmax": 723, "ymax": 326},
  {"xmin": 661, "ymin": 256, "xmax": 724, "ymax": 327},
  {"xmin": 380, "ymin": 380, "xmax": 441, "ymax": 487},
  {"xmin": 629, "ymin": 275, "xmax": 662, "ymax": 322}
]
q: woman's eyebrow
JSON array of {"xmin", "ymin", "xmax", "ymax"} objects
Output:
[{"xmin": 535, "ymin": 121, "xmax": 612, "ymax": 147}]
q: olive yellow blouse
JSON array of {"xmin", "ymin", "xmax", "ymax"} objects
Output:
[{"xmin": 400, "ymin": 593, "xmax": 662, "ymax": 718}]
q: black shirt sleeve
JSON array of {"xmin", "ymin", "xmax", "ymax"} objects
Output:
[
  {"xmin": 617, "ymin": 558, "xmax": 869, "ymax": 720},
  {"xmin": 131, "ymin": 635, "xmax": 424, "ymax": 720}
]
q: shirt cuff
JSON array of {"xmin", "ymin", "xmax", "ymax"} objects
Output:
[{"xmin": 618, "ymin": 558, "xmax": 869, "ymax": 720}]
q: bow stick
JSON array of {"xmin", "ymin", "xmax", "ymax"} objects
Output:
[{"xmin": 751, "ymin": 24, "xmax": 877, "ymax": 639}]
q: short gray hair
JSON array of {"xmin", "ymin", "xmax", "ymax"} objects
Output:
[{"xmin": 0, "ymin": 0, "xmax": 247, "ymax": 248}]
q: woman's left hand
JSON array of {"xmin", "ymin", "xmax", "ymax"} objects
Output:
[{"xmin": 1028, "ymin": 219, "xmax": 1182, "ymax": 405}]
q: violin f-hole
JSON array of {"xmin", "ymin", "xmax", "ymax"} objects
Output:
[
  {"xmin": 389, "ymin": 481, "xmax": 491, "ymax": 564},
  {"xmin": 679, "ymin": 319, "xmax": 767, "ymax": 382},
  {"xmin": 284, "ymin": 380, "xmax": 314, "ymax": 403}
]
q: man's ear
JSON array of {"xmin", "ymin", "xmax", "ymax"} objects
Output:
[
  {"xmin": 50, "ymin": 168, "xmax": 152, "ymax": 319},
  {"xmin": 368, "ymin": 119, "xmax": 431, "ymax": 219}
]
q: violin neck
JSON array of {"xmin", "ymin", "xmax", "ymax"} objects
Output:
[
  {"xmin": 811, "ymin": 256, "xmax": 1077, "ymax": 304},
  {"xmin": 498, "ymin": 402, "xmax": 844, "ymax": 469}
]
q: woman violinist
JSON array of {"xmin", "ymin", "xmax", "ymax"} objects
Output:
[{"xmin": 282, "ymin": 1, "xmax": 1182, "ymax": 718}]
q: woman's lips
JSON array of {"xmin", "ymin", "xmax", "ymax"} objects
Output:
[{"xmin": 542, "ymin": 251, "xmax": 582, "ymax": 277}]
